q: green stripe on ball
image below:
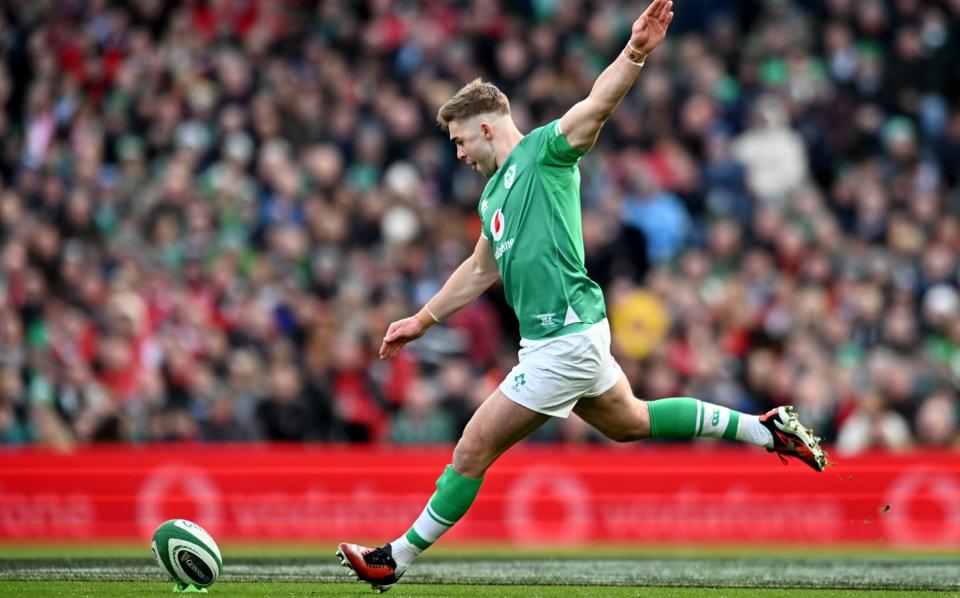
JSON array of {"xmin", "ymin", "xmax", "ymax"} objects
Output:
[{"xmin": 152, "ymin": 519, "xmax": 223, "ymax": 589}]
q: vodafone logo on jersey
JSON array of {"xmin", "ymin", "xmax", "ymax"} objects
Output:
[{"xmin": 492, "ymin": 209, "xmax": 505, "ymax": 241}]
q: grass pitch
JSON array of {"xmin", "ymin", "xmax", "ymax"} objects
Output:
[{"xmin": 0, "ymin": 545, "xmax": 958, "ymax": 597}]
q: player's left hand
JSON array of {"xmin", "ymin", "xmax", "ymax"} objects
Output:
[
  {"xmin": 379, "ymin": 316, "xmax": 427, "ymax": 359},
  {"xmin": 629, "ymin": 0, "xmax": 674, "ymax": 55}
]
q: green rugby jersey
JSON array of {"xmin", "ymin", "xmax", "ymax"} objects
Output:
[{"xmin": 478, "ymin": 119, "xmax": 606, "ymax": 340}]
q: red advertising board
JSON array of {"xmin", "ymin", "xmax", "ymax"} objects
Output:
[{"xmin": 1, "ymin": 444, "xmax": 959, "ymax": 547}]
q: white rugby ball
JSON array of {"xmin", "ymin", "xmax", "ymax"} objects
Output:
[{"xmin": 151, "ymin": 519, "xmax": 223, "ymax": 588}]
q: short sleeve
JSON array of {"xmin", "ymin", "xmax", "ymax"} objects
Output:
[
  {"xmin": 478, "ymin": 204, "xmax": 488, "ymax": 239},
  {"xmin": 538, "ymin": 119, "xmax": 587, "ymax": 167}
]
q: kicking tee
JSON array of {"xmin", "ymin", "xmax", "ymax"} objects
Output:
[{"xmin": 478, "ymin": 119, "xmax": 606, "ymax": 340}]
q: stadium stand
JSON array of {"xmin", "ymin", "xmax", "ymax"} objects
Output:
[{"xmin": 0, "ymin": 0, "xmax": 957, "ymax": 452}]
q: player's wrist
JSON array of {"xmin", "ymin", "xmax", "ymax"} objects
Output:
[
  {"xmin": 622, "ymin": 43, "xmax": 647, "ymax": 68},
  {"xmin": 415, "ymin": 306, "xmax": 441, "ymax": 329}
]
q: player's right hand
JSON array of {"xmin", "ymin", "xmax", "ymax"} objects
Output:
[
  {"xmin": 629, "ymin": 0, "xmax": 673, "ymax": 55},
  {"xmin": 379, "ymin": 316, "xmax": 427, "ymax": 359}
]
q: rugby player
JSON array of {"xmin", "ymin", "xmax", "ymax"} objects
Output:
[{"xmin": 339, "ymin": 1, "xmax": 827, "ymax": 591}]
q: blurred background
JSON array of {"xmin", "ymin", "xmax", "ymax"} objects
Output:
[{"xmin": 0, "ymin": 0, "xmax": 958, "ymax": 457}]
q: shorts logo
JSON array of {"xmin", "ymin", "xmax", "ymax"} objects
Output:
[
  {"xmin": 536, "ymin": 313, "xmax": 556, "ymax": 327},
  {"xmin": 512, "ymin": 373, "xmax": 526, "ymax": 390},
  {"xmin": 491, "ymin": 209, "xmax": 505, "ymax": 241},
  {"xmin": 504, "ymin": 164, "xmax": 517, "ymax": 190}
]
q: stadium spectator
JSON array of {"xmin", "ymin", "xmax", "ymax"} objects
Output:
[
  {"xmin": 388, "ymin": 375, "xmax": 457, "ymax": 444},
  {"xmin": 0, "ymin": 0, "xmax": 956, "ymax": 453}
]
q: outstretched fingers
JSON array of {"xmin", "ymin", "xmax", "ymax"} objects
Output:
[
  {"xmin": 380, "ymin": 323, "xmax": 399, "ymax": 358},
  {"xmin": 661, "ymin": 1, "xmax": 674, "ymax": 25},
  {"xmin": 652, "ymin": 0, "xmax": 673, "ymax": 23},
  {"xmin": 647, "ymin": 0, "xmax": 668, "ymax": 19},
  {"xmin": 380, "ymin": 319, "xmax": 422, "ymax": 359},
  {"xmin": 380, "ymin": 339, "xmax": 402, "ymax": 359}
]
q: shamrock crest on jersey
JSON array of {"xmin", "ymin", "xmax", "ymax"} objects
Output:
[{"xmin": 503, "ymin": 164, "xmax": 517, "ymax": 189}]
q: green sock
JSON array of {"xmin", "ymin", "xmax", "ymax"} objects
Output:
[
  {"xmin": 394, "ymin": 465, "xmax": 483, "ymax": 565},
  {"xmin": 647, "ymin": 397, "xmax": 741, "ymax": 440}
]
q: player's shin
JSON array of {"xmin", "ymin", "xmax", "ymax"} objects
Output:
[
  {"xmin": 646, "ymin": 397, "xmax": 773, "ymax": 448},
  {"xmin": 390, "ymin": 464, "xmax": 483, "ymax": 568}
]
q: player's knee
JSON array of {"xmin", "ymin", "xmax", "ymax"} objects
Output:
[{"xmin": 452, "ymin": 437, "xmax": 492, "ymax": 478}]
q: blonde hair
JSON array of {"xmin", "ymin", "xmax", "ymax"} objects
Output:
[{"xmin": 436, "ymin": 79, "xmax": 510, "ymax": 130}]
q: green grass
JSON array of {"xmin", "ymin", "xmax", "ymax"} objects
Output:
[
  {"xmin": 0, "ymin": 582, "xmax": 955, "ymax": 598},
  {"xmin": 2, "ymin": 541, "xmax": 957, "ymax": 560},
  {"xmin": 1, "ymin": 546, "xmax": 959, "ymax": 597}
]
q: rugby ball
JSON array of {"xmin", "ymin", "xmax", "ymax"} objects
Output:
[{"xmin": 151, "ymin": 519, "xmax": 223, "ymax": 589}]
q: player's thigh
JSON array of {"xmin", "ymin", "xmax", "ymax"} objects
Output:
[
  {"xmin": 572, "ymin": 371, "xmax": 650, "ymax": 442},
  {"xmin": 453, "ymin": 388, "xmax": 550, "ymax": 477}
]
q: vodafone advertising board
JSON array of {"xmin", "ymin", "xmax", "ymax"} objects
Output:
[{"xmin": 1, "ymin": 445, "xmax": 958, "ymax": 546}]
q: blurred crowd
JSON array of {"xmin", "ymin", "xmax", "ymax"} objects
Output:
[{"xmin": 0, "ymin": 0, "xmax": 958, "ymax": 452}]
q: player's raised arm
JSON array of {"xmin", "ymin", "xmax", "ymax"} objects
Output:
[
  {"xmin": 559, "ymin": 0, "xmax": 674, "ymax": 153},
  {"xmin": 379, "ymin": 235, "xmax": 499, "ymax": 359}
]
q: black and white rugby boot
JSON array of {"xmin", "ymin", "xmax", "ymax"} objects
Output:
[
  {"xmin": 336, "ymin": 542, "xmax": 406, "ymax": 593},
  {"xmin": 760, "ymin": 405, "xmax": 829, "ymax": 472}
]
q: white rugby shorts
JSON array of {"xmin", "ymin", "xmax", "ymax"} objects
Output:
[{"xmin": 499, "ymin": 319, "xmax": 621, "ymax": 418}]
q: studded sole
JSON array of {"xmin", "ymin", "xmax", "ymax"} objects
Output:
[
  {"xmin": 335, "ymin": 546, "xmax": 394, "ymax": 593},
  {"xmin": 780, "ymin": 406, "xmax": 828, "ymax": 471}
]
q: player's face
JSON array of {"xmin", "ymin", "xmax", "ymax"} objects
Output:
[{"xmin": 448, "ymin": 119, "xmax": 496, "ymax": 177}]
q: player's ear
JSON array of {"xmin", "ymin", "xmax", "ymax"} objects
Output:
[{"xmin": 480, "ymin": 121, "xmax": 494, "ymax": 140}]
